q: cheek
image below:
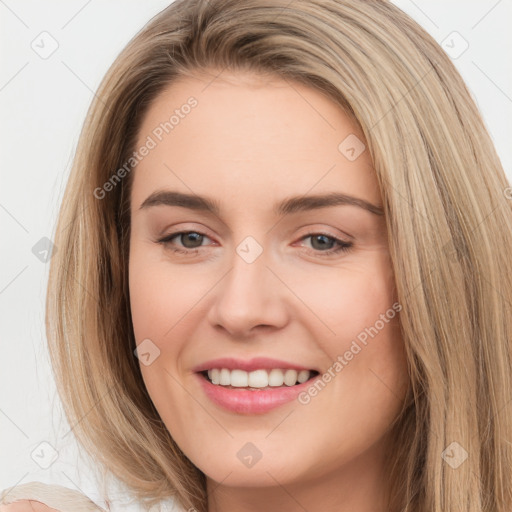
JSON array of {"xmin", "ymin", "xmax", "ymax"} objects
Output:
[
  {"xmin": 128, "ymin": 253, "xmax": 198, "ymax": 422},
  {"xmin": 292, "ymin": 256, "xmax": 407, "ymax": 416},
  {"xmin": 128, "ymin": 249, "xmax": 212, "ymax": 343},
  {"xmin": 289, "ymin": 257, "xmax": 397, "ymax": 349}
]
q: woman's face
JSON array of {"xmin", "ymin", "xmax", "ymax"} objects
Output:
[{"xmin": 129, "ymin": 69, "xmax": 409, "ymax": 495}]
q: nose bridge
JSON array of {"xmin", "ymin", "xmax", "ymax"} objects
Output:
[
  {"xmin": 230, "ymin": 239, "xmax": 269, "ymax": 297},
  {"xmin": 207, "ymin": 236, "xmax": 288, "ymax": 335}
]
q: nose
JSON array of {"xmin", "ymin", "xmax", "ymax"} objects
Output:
[{"xmin": 206, "ymin": 246, "xmax": 289, "ymax": 339}]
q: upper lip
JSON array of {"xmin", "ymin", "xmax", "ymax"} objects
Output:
[{"xmin": 192, "ymin": 357, "xmax": 317, "ymax": 373}]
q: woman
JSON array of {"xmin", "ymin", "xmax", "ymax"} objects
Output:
[{"xmin": 2, "ymin": 0, "xmax": 511, "ymax": 511}]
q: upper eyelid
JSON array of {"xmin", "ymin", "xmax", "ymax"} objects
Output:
[
  {"xmin": 163, "ymin": 230, "xmax": 215, "ymax": 243},
  {"xmin": 157, "ymin": 220, "xmax": 353, "ymax": 239},
  {"xmin": 161, "ymin": 229, "xmax": 350, "ymax": 246}
]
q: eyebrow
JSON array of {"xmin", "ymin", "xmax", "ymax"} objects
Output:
[{"xmin": 139, "ymin": 190, "xmax": 384, "ymax": 216}]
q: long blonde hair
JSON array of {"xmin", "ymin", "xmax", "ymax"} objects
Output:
[{"xmin": 46, "ymin": 1, "xmax": 512, "ymax": 510}]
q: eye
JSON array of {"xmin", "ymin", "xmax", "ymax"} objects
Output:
[
  {"xmin": 157, "ymin": 231, "xmax": 213, "ymax": 254},
  {"xmin": 298, "ymin": 232, "xmax": 353, "ymax": 256},
  {"xmin": 156, "ymin": 230, "xmax": 353, "ymax": 257}
]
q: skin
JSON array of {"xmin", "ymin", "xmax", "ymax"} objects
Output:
[{"xmin": 129, "ymin": 69, "xmax": 409, "ymax": 512}]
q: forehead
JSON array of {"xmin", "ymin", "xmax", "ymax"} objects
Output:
[{"xmin": 130, "ymin": 70, "xmax": 381, "ymax": 211}]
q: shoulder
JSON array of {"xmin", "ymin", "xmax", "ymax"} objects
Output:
[
  {"xmin": 0, "ymin": 482, "xmax": 106, "ymax": 511},
  {"xmin": 0, "ymin": 501, "xmax": 57, "ymax": 511}
]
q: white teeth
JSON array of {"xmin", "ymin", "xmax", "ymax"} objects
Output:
[
  {"xmin": 230, "ymin": 369, "xmax": 248, "ymax": 387},
  {"xmin": 219, "ymin": 368, "xmax": 231, "ymax": 385},
  {"xmin": 210, "ymin": 368, "xmax": 220, "ymax": 385},
  {"xmin": 205, "ymin": 368, "xmax": 313, "ymax": 388},
  {"xmin": 297, "ymin": 370, "xmax": 310, "ymax": 383},
  {"xmin": 284, "ymin": 369, "xmax": 298, "ymax": 386},
  {"xmin": 268, "ymin": 368, "xmax": 284, "ymax": 386},
  {"xmin": 248, "ymin": 369, "xmax": 268, "ymax": 388}
]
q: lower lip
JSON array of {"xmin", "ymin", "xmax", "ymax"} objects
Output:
[{"xmin": 196, "ymin": 372, "xmax": 315, "ymax": 414}]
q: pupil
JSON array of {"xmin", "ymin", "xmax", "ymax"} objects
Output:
[
  {"xmin": 182, "ymin": 232, "xmax": 203, "ymax": 248},
  {"xmin": 311, "ymin": 234, "xmax": 333, "ymax": 250}
]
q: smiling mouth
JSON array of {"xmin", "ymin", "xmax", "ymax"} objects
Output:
[{"xmin": 200, "ymin": 368, "xmax": 320, "ymax": 390}]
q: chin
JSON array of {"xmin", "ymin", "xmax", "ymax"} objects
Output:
[{"xmin": 182, "ymin": 434, "xmax": 318, "ymax": 488}]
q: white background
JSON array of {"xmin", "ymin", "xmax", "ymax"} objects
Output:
[{"xmin": 1, "ymin": 0, "xmax": 511, "ymax": 509}]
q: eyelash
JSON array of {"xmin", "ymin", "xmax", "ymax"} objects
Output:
[{"xmin": 156, "ymin": 230, "xmax": 353, "ymax": 257}]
